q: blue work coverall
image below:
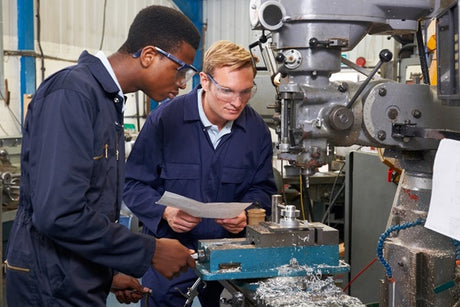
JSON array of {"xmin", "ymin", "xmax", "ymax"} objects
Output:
[
  {"xmin": 6, "ymin": 51, "xmax": 155, "ymax": 306},
  {"xmin": 124, "ymin": 86, "xmax": 277, "ymax": 306}
]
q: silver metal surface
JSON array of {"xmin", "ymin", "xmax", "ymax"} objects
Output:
[
  {"xmin": 279, "ymin": 205, "xmax": 300, "ymax": 228},
  {"xmin": 380, "ymin": 170, "xmax": 457, "ymax": 306},
  {"xmin": 254, "ymin": 276, "xmax": 365, "ymax": 307},
  {"xmin": 246, "ymin": 221, "xmax": 338, "ymax": 248},
  {"xmin": 270, "ymin": 194, "xmax": 282, "ymax": 223}
]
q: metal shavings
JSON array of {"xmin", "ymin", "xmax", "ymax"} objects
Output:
[
  {"xmin": 276, "ymin": 258, "xmax": 316, "ymax": 276},
  {"xmin": 217, "ymin": 266, "xmax": 241, "ymax": 273},
  {"xmin": 253, "ymin": 275, "xmax": 365, "ymax": 307},
  {"xmin": 298, "ymin": 234, "xmax": 310, "ymax": 243}
]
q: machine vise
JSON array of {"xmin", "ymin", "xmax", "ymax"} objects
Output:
[{"xmin": 195, "ymin": 211, "xmax": 349, "ymax": 281}]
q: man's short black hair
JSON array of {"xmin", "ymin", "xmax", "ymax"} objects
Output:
[{"xmin": 119, "ymin": 5, "xmax": 200, "ymax": 54}]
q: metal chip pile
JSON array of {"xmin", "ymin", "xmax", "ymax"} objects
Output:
[{"xmin": 253, "ymin": 267, "xmax": 365, "ymax": 307}]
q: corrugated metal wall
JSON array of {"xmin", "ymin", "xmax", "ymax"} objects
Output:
[
  {"xmin": 203, "ymin": 0, "xmax": 256, "ymax": 49},
  {"xmin": 38, "ymin": 0, "xmax": 176, "ymax": 62},
  {"xmin": 1, "ymin": 0, "xmax": 177, "ymax": 136},
  {"xmin": 34, "ymin": 0, "xmax": 177, "ymax": 83}
]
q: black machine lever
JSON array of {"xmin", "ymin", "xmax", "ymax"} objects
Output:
[{"xmin": 345, "ymin": 49, "xmax": 393, "ymax": 109}]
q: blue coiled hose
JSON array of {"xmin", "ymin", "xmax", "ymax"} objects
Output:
[{"xmin": 453, "ymin": 239, "xmax": 460, "ymax": 261}]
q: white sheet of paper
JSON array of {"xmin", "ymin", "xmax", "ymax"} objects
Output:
[
  {"xmin": 156, "ymin": 191, "xmax": 252, "ymax": 219},
  {"xmin": 425, "ymin": 138, "xmax": 460, "ymax": 241}
]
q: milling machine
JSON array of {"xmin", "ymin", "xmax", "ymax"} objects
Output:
[{"xmin": 243, "ymin": 0, "xmax": 460, "ymax": 306}]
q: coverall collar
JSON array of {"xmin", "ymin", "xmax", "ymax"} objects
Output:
[
  {"xmin": 79, "ymin": 51, "xmax": 121, "ymax": 97},
  {"xmin": 78, "ymin": 51, "xmax": 125, "ymax": 115}
]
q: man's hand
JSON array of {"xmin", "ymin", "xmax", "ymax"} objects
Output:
[
  {"xmin": 163, "ymin": 206, "xmax": 201, "ymax": 233},
  {"xmin": 152, "ymin": 238, "xmax": 196, "ymax": 279},
  {"xmin": 110, "ymin": 273, "xmax": 151, "ymax": 304},
  {"xmin": 215, "ymin": 211, "xmax": 247, "ymax": 234}
]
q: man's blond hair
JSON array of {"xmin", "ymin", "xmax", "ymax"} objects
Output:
[{"xmin": 203, "ymin": 40, "xmax": 257, "ymax": 77}]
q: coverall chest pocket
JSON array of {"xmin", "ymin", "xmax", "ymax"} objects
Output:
[
  {"xmin": 220, "ymin": 167, "xmax": 248, "ymax": 199},
  {"xmin": 161, "ymin": 163, "xmax": 200, "ymax": 191}
]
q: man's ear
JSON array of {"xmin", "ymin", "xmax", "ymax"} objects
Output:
[
  {"xmin": 199, "ymin": 72, "xmax": 209, "ymax": 90},
  {"xmin": 138, "ymin": 45, "xmax": 158, "ymax": 67}
]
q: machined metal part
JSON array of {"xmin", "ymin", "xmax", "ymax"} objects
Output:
[
  {"xmin": 279, "ymin": 205, "xmax": 300, "ymax": 228},
  {"xmin": 270, "ymin": 194, "xmax": 282, "ymax": 223}
]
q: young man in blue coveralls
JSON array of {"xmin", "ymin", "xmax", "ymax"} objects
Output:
[
  {"xmin": 124, "ymin": 40, "xmax": 278, "ymax": 306},
  {"xmin": 5, "ymin": 5, "xmax": 200, "ymax": 306}
]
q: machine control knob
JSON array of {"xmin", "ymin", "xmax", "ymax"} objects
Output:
[
  {"xmin": 309, "ymin": 37, "xmax": 319, "ymax": 47},
  {"xmin": 275, "ymin": 52, "xmax": 285, "ymax": 63},
  {"xmin": 338, "ymin": 82, "xmax": 349, "ymax": 93},
  {"xmin": 379, "ymin": 49, "xmax": 393, "ymax": 63},
  {"xmin": 346, "ymin": 48, "xmax": 393, "ymax": 109}
]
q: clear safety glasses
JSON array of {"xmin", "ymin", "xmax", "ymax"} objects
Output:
[
  {"xmin": 206, "ymin": 74, "xmax": 257, "ymax": 102},
  {"xmin": 133, "ymin": 47, "xmax": 198, "ymax": 87}
]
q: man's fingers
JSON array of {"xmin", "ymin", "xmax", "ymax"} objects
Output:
[{"xmin": 187, "ymin": 254, "xmax": 197, "ymax": 268}]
